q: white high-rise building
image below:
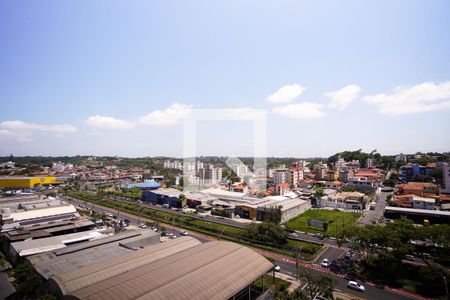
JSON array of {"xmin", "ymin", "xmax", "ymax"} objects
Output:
[
  {"xmin": 199, "ymin": 165, "xmax": 223, "ymax": 185},
  {"xmin": 232, "ymin": 163, "xmax": 249, "ymax": 178},
  {"xmin": 164, "ymin": 160, "xmax": 183, "ymax": 170},
  {"xmin": 273, "ymin": 169, "xmax": 299, "ymax": 187},
  {"xmin": 441, "ymin": 164, "xmax": 450, "ymax": 195}
]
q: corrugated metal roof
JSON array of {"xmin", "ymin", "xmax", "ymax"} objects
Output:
[
  {"xmin": 54, "ymin": 240, "xmax": 273, "ymax": 300},
  {"xmin": 28, "ymin": 230, "xmax": 160, "ymax": 279},
  {"xmin": 54, "ymin": 237, "xmax": 202, "ymax": 295}
]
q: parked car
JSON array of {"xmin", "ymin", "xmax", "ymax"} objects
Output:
[
  {"xmin": 139, "ymin": 223, "xmax": 147, "ymax": 229},
  {"xmin": 162, "ymin": 204, "xmax": 169, "ymax": 208},
  {"xmin": 345, "ymin": 250, "xmax": 354, "ymax": 258},
  {"xmin": 180, "ymin": 230, "xmax": 188, "ymax": 236},
  {"xmin": 404, "ymin": 254, "xmax": 415, "ymax": 260},
  {"xmin": 313, "ymin": 233, "xmax": 324, "ymax": 239},
  {"xmin": 321, "ymin": 258, "xmax": 331, "ymax": 267},
  {"xmin": 274, "ymin": 265, "xmax": 281, "ymax": 272},
  {"xmin": 347, "ymin": 281, "xmax": 365, "ymax": 292}
]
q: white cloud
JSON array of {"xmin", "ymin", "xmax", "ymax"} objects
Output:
[
  {"xmin": 272, "ymin": 102, "xmax": 326, "ymax": 119},
  {"xmin": 139, "ymin": 103, "xmax": 193, "ymax": 126},
  {"xmin": 0, "ymin": 120, "xmax": 76, "ymax": 141},
  {"xmin": 216, "ymin": 108, "xmax": 268, "ymax": 120},
  {"xmin": 86, "ymin": 115, "xmax": 136, "ymax": 129},
  {"xmin": 326, "ymin": 84, "xmax": 361, "ymax": 110},
  {"xmin": 363, "ymin": 81, "xmax": 450, "ymax": 115},
  {"xmin": 266, "ymin": 84, "xmax": 305, "ymax": 103}
]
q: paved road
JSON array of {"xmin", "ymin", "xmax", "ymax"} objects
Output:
[
  {"xmin": 67, "ymin": 197, "xmax": 212, "ymax": 243},
  {"xmin": 275, "ymin": 259, "xmax": 424, "ymax": 300},
  {"xmin": 314, "ymin": 246, "xmax": 345, "ymax": 264},
  {"xmin": 360, "ymin": 190, "xmax": 391, "ymax": 225},
  {"xmin": 68, "ymin": 196, "xmax": 425, "ymax": 300}
]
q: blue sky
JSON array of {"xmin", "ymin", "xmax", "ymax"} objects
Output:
[{"xmin": 0, "ymin": 0, "xmax": 449, "ymax": 157}]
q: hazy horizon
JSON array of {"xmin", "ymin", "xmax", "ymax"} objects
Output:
[{"xmin": 1, "ymin": 1, "xmax": 449, "ymax": 157}]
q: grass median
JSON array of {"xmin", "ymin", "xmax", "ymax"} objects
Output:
[{"xmin": 67, "ymin": 191, "xmax": 322, "ymax": 260}]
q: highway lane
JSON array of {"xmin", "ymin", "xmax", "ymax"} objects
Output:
[
  {"xmin": 275, "ymin": 259, "xmax": 421, "ymax": 300},
  {"xmin": 84, "ymin": 194, "xmax": 347, "ymax": 247},
  {"xmin": 314, "ymin": 246, "xmax": 345, "ymax": 264},
  {"xmin": 66, "ymin": 196, "xmax": 425, "ymax": 300},
  {"xmin": 68, "ymin": 197, "xmax": 213, "ymax": 243}
]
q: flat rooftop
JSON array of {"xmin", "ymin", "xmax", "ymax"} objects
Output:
[
  {"xmin": 11, "ymin": 229, "xmax": 109, "ymax": 257},
  {"xmin": 28, "ymin": 229, "xmax": 160, "ymax": 279},
  {"xmin": 50, "ymin": 239, "xmax": 273, "ymax": 300}
]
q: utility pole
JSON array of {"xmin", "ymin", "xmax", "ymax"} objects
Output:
[
  {"xmin": 444, "ymin": 276, "xmax": 449, "ymax": 300},
  {"xmin": 296, "ymin": 247, "xmax": 302, "ymax": 280}
]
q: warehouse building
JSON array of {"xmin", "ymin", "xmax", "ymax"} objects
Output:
[
  {"xmin": 202, "ymin": 189, "xmax": 311, "ymax": 223},
  {"xmin": 46, "ymin": 238, "xmax": 273, "ymax": 300},
  {"xmin": 0, "ymin": 198, "xmax": 80, "ymax": 233},
  {"xmin": 142, "ymin": 188, "xmax": 181, "ymax": 207},
  {"xmin": 28, "ymin": 229, "xmax": 162, "ymax": 280},
  {"xmin": 10, "ymin": 229, "xmax": 109, "ymax": 257},
  {"xmin": 0, "ymin": 176, "xmax": 59, "ymax": 188}
]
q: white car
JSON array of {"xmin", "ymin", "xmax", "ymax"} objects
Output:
[
  {"xmin": 347, "ymin": 281, "xmax": 365, "ymax": 292},
  {"xmin": 321, "ymin": 258, "xmax": 331, "ymax": 267},
  {"xmin": 139, "ymin": 223, "xmax": 147, "ymax": 228},
  {"xmin": 180, "ymin": 230, "xmax": 188, "ymax": 236},
  {"xmin": 274, "ymin": 265, "xmax": 281, "ymax": 272}
]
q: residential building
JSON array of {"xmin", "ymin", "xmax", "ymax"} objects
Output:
[
  {"xmin": 320, "ymin": 191, "xmax": 367, "ymax": 210},
  {"xmin": 198, "ymin": 165, "xmax": 223, "ymax": 185},
  {"xmin": 232, "ymin": 163, "xmax": 249, "ymax": 178},
  {"xmin": 398, "ymin": 182, "xmax": 439, "ymax": 197},
  {"xmin": 395, "ymin": 153, "xmax": 408, "ymax": 163},
  {"xmin": 366, "ymin": 158, "xmax": 375, "ymax": 168},
  {"xmin": 273, "ymin": 169, "xmax": 299, "ymax": 187},
  {"xmin": 314, "ymin": 163, "xmax": 328, "ymax": 180},
  {"xmin": 163, "ymin": 160, "xmax": 183, "ymax": 170},
  {"xmin": 441, "ymin": 164, "xmax": 450, "ymax": 195},
  {"xmin": 400, "ymin": 163, "xmax": 437, "ymax": 182},
  {"xmin": 394, "ymin": 194, "xmax": 436, "ymax": 210}
]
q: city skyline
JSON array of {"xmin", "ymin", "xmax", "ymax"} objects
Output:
[{"xmin": 1, "ymin": 1, "xmax": 450, "ymax": 157}]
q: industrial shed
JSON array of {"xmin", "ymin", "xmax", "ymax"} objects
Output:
[{"xmin": 49, "ymin": 239, "xmax": 273, "ymax": 300}]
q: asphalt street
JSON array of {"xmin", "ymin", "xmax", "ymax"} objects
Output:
[
  {"xmin": 274, "ymin": 259, "xmax": 421, "ymax": 300},
  {"xmin": 360, "ymin": 190, "xmax": 392, "ymax": 225},
  {"xmin": 66, "ymin": 196, "xmax": 424, "ymax": 300}
]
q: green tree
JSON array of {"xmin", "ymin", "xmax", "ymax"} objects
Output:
[
  {"xmin": 298, "ymin": 270, "xmax": 336, "ymax": 300},
  {"xmin": 178, "ymin": 194, "xmax": 187, "ymax": 208},
  {"xmin": 315, "ymin": 187, "xmax": 325, "ymax": 198},
  {"xmin": 245, "ymin": 222, "xmax": 288, "ymax": 245}
]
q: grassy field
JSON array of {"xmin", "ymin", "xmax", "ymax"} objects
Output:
[{"xmin": 283, "ymin": 209, "xmax": 358, "ymax": 236}]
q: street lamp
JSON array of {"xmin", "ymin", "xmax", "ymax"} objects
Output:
[{"xmin": 444, "ymin": 276, "xmax": 449, "ymax": 299}]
